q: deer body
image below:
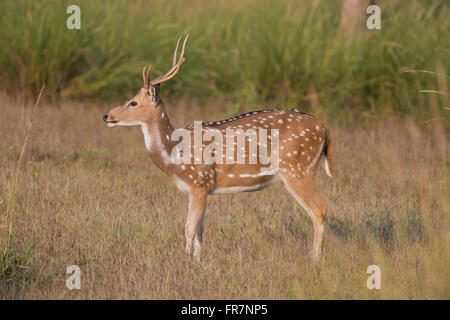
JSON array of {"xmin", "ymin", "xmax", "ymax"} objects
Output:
[{"xmin": 104, "ymin": 36, "xmax": 333, "ymax": 261}]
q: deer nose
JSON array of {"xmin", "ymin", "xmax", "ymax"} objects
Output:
[{"xmin": 103, "ymin": 113, "xmax": 109, "ymax": 122}]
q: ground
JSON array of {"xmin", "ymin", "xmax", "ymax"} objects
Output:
[{"xmin": 0, "ymin": 98, "xmax": 448, "ymax": 299}]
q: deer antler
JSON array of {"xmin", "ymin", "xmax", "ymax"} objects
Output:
[
  {"xmin": 143, "ymin": 65, "xmax": 152, "ymax": 88},
  {"xmin": 150, "ymin": 34, "xmax": 189, "ymax": 86},
  {"xmin": 143, "ymin": 66, "xmax": 147, "ymax": 87}
]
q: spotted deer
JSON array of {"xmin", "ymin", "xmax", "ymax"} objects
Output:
[{"xmin": 103, "ymin": 35, "xmax": 333, "ymax": 262}]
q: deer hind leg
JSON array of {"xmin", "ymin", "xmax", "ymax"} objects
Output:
[
  {"xmin": 185, "ymin": 191, "xmax": 207, "ymax": 262},
  {"xmin": 281, "ymin": 175, "xmax": 327, "ymax": 261}
]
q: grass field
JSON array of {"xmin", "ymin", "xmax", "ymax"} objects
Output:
[
  {"xmin": 0, "ymin": 0, "xmax": 449, "ymax": 300},
  {"xmin": 0, "ymin": 96, "xmax": 448, "ymax": 299}
]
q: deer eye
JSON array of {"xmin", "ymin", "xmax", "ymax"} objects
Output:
[{"xmin": 128, "ymin": 101, "xmax": 138, "ymax": 107}]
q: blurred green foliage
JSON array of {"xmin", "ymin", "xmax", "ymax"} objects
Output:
[{"xmin": 0, "ymin": 0, "xmax": 448, "ymax": 118}]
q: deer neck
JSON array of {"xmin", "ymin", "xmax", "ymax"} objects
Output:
[{"xmin": 140, "ymin": 102, "xmax": 177, "ymax": 175}]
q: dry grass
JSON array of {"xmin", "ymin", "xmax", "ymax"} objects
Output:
[{"xmin": 0, "ymin": 96, "xmax": 448, "ymax": 299}]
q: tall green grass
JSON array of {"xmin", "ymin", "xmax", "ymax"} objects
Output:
[{"xmin": 0, "ymin": 0, "xmax": 448, "ymax": 119}]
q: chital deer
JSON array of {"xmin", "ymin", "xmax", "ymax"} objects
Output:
[{"xmin": 103, "ymin": 35, "xmax": 333, "ymax": 261}]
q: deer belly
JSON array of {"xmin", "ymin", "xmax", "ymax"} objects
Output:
[{"xmin": 209, "ymin": 174, "xmax": 279, "ymax": 195}]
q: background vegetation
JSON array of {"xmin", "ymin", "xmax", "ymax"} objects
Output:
[
  {"xmin": 0, "ymin": 0, "xmax": 449, "ymax": 299},
  {"xmin": 0, "ymin": 0, "xmax": 448, "ymax": 121}
]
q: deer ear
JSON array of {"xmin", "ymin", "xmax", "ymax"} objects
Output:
[{"xmin": 148, "ymin": 84, "xmax": 160, "ymax": 105}]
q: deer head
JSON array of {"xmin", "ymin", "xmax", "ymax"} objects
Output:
[{"xmin": 103, "ymin": 35, "xmax": 189, "ymax": 127}]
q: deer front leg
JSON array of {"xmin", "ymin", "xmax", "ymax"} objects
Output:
[
  {"xmin": 185, "ymin": 191, "xmax": 207, "ymax": 262},
  {"xmin": 193, "ymin": 208, "xmax": 206, "ymax": 261}
]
